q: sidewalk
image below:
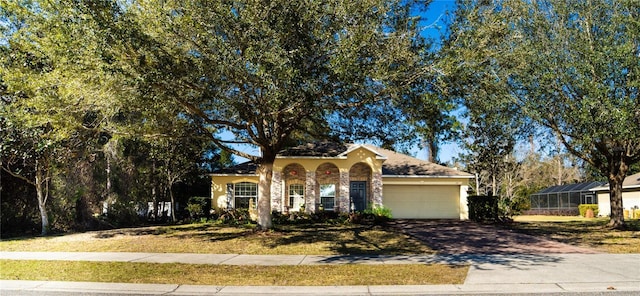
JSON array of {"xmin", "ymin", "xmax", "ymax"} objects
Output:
[{"xmin": 1, "ymin": 252, "xmax": 640, "ymax": 295}]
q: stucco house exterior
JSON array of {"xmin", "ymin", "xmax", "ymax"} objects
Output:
[
  {"xmin": 210, "ymin": 142, "xmax": 473, "ymax": 219},
  {"xmin": 591, "ymin": 172, "xmax": 640, "ymax": 218}
]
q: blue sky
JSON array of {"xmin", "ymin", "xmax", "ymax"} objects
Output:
[
  {"xmin": 414, "ymin": 0, "xmax": 461, "ymax": 164},
  {"xmin": 229, "ymin": 0, "xmax": 463, "ymax": 165}
]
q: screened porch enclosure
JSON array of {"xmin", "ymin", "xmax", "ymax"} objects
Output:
[{"xmin": 528, "ymin": 181, "xmax": 605, "ymax": 215}]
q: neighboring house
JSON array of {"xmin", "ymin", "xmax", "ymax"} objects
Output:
[
  {"xmin": 210, "ymin": 142, "xmax": 473, "ymax": 219},
  {"xmin": 527, "ymin": 181, "xmax": 605, "ymax": 216},
  {"xmin": 590, "ymin": 172, "xmax": 640, "ymax": 217}
]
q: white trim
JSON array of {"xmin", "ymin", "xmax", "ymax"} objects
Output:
[
  {"xmin": 590, "ymin": 184, "xmax": 640, "ymax": 192},
  {"xmin": 339, "ymin": 144, "xmax": 388, "ymax": 159},
  {"xmin": 210, "ymin": 174, "xmax": 259, "ymax": 177},
  {"xmin": 276, "ymin": 156, "xmax": 348, "ymax": 160},
  {"xmin": 382, "ymin": 175, "xmax": 475, "ymax": 179},
  {"xmin": 212, "ymin": 173, "xmax": 472, "ymax": 178}
]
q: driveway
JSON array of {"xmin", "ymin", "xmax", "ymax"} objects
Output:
[{"xmin": 389, "ymin": 219, "xmax": 599, "ymax": 255}]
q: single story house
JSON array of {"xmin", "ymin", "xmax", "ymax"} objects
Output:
[
  {"xmin": 591, "ymin": 172, "xmax": 640, "ymax": 218},
  {"xmin": 210, "ymin": 142, "xmax": 473, "ymax": 219}
]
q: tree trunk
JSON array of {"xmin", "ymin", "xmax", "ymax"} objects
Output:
[
  {"xmin": 257, "ymin": 161, "xmax": 273, "ymax": 230},
  {"xmin": 169, "ymin": 182, "xmax": 176, "ymax": 223},
  {"xmin": 427, "ymin": 139, "xmax": 439, "ymax": 163},
  {"xmin": 607, "ymin": 172, "xmax": 626, "ymax": 229},
  {"xmin": 106, "ymin": 153, "xmax": 111, "ymax": 194},
  {"xmin": 152, "ymin": 159, "xmax": 158, "ymax": 221},
  {"xmin": 491, "ymin": 174, "xmax": 497, "ymax": 196},
  {"xmin": 556, "ymin": 156, "xmax": 563, "ymax": 186},
  {"xmin": 606, "ymin": 147, "xmax": 628, "ymax": 229},
  {"xmin": 35, "ymin": 160, "xmax": 49, "ymax": 235}
]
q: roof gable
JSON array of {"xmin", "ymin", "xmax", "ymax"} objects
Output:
[{"xmin": 339, "ymin": 144, "xmax": 386, "ymax": 159}]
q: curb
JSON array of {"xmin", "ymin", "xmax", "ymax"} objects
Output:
[{"xmin": 2, "ymin": 280, "xmax": 640, "ymax": 295}]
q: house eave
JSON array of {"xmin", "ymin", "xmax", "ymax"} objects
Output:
[
  {"xmin": 382, "ymin": 175, "xmax": 475, "ymax": 179},
  {"xmin": 275, "ymin": 155, "xmax": 387, "ymax": 160},
  {"xmin": 210, "ymin": 173, "xmax": 258, "ymax": 177},
  {"xmin": 591, "ymin": 184, "xmax": 640, "ymax": 192}
]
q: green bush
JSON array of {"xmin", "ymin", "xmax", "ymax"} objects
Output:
[
  {"xmin": 365, "ymin": 205, "xmax": 392, "ymax": 220},
  {"xmin": 349, "ymin": 205, "xmax": 393, "ymax": 225},
  {"xmin": 212, "ymin": 208, "xmax": 253, "ymax": 225},
  {"xmin": 102, "ymin": 201, "xmax": 144, "ymax": 228},
  {"xmin": 468, "ymin": 195, "xmax": 499, "ymax": 222},
  {"xmin": 186, "ymin": 197, "xmax": 211, "ymax": 221},
  {"xmin": 185, "ymin": 203, "xmax": 204, "ymax": 220},
  {"xmin": 578, "ymin": 204, "xmax": 599, "ymax": 217}
]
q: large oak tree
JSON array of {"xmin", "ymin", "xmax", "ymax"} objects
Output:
[
  {"xmin": 4, "ymin": 0, "xmax": 423, "ymax": 229},
  {"xmin": 441, "ymin": 0, "xmax": 640, "ymax": 228}
]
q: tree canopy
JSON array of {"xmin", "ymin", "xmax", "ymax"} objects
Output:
[
  {"xmin": 441, "ymin": 0, "xmax": 640, "ymax": 227},
  {"xmin": 2, "ymin": 0, "xmax": 425, "ymax": 229}
]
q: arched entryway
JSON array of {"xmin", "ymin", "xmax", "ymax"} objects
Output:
[
  {"xmin": 283, "ymin": 163, "xmax": 306, "ymax": 212},
  {"xmin": 349, "ymin": 163, "xmax": 372, "ymax": 212},
  {"xmin": 316, "ymin": 163, "xmax": 340, "ymax": 211}
]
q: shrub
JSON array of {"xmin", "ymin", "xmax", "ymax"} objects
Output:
[
  {"xmin": 212, "ymin": 208, "xmax": 253, "ymax": 225},
  {"xmin": 578, "ymin": 204, "xmax": 599, "ymax": 217},
  {"xmin": 102, "ymin": 201, "xmax": 145, "ymax": 228},
  {"xmin": 272, "ymin": 210, "xmax": 349, "ymax": 225},
  {"xmin": 186, "ymin": 197, "xmax": 211, "ymax": 221},
  {"xmin": 468, "ymin": 195, "xmax": 499, "ymax": 222},
  {"xmin": 185, "ymin": 203, "xmax": 203, "ymax": 220},
  {"xmin": 349, "ymin": 205, "xmax": 393, "ymax": 225}
]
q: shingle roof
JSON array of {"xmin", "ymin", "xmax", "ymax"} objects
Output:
[
  {"xmin": 533, "ymin": 181, "xmax": 606, "ymax": 195},
  {"xmin": 278, "ymin": 142, "xmax": 349, "ymax": 157},
  {"xmin": 214, "ymin": 161, "xmax": 258, "ymax": 174},
  {"xmin": 590, "ymin": 172, "xmax": 640, "ymax": 191},
  {"xmin": 361, "ymin": 145, "xmax": 472, "ymax": 177},
  {"xmin": 212, "ymin": 142, "xmax": 472, "ymax": 177},
  {"xmin": 623, "ymin": 172, "xmax": 640, "ymax": 187}
]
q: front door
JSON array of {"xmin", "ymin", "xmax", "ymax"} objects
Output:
[{"xmin": 350, "ymin": 181, "xmax": 367, "ymax": 212}]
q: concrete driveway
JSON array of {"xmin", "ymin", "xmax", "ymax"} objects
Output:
[{"xmin": 389, "ymin": 219, "xmax": 599, "ymax": 255}]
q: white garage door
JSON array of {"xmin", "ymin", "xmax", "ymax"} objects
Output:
[{"xmin": 383, "ymin": 185, "xmax": 460, "ymax": 219}]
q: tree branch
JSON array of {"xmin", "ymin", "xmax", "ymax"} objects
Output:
[{"xmin": 1, "ymin": 166, "xmax": 35, "ymax": 186}]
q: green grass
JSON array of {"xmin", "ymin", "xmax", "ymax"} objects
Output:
[
  {"xmin": 514, "ymin": 215, "xmax": 596, "ymax": 222},
  {"xmin": 0, "ymin": 223, "xmax": 434, "ymax": 255},
  {"xmin": 0, "ymin": 260, "xmax": 468, "ymax": 286},
  {"xmin": 509, "ymin": 216, "xmax": 640, "ymax": 253}
]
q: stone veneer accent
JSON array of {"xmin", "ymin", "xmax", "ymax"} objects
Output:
[
  {"xmin": 271, "ymin": 171, "xmax": 283, "ymax": 212},
  {"xmin": 372, "ymin": 172, "xmax": 383, "ymax": 207},
  {"xmin": 305, "ymin": 171, "xmax": 316, "ymax": 213},
  {"xmin": 339, "ymin": 171, "xmax": 350, "ymax": 212}
]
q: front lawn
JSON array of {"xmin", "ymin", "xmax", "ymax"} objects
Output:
[
  {"xmin": 510, "ymin": 216, "xmax": 640, "ymax": 253},
  {"xmin": 0, "ymin": 260, "xmax": 468, "ymax": 286},
  {"xmin": 0, "ymin": 223, "xmax": 435, "ymax": 255}
]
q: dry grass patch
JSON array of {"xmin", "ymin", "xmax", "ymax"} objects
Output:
[
  {"xmin": 0, "ymin": 260, "xmax": 467, "ymax": 286},
  {"xmin": 0, "ymin": 223, "xmax": 434, "ymax": 255},
  {"xmin": 508, "ymin": 217, "xmax": 640, "ymax": 253}
]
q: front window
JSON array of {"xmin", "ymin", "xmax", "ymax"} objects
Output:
[
  {"xmin": 289, "ymin": 184, "xmax": 305, "ymax": 211},
  {"xmin": 234, "ymin": 182, "xmax": 257, "ymax": 209},
  {"xmin": 320, "ymin": 184, "xmax": 336, "ymax": 210}
]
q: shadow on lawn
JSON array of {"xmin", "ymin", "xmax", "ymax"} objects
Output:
[{"xmin": 267, "ymin": 224, "xmax": 429, "ymax": 255}]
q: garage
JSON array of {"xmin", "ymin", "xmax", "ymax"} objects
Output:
[{"xmin": 383, "ymin": 184, "xmax": 461, "ymax": 219}]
